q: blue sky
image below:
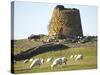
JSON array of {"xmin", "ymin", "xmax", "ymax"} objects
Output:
[{"xmin": 13, "ymin": 1, "xmax": 98, "ymax": 39}]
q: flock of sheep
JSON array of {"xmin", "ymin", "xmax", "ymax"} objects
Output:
[{"xmin": 14, "ymin": 54, "xmax": 83, "ymax": 69}]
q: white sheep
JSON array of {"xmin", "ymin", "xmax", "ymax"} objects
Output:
[
  {"xmin": 74, "ymin": 55, "xmax": 78, "ymax": 58},
  {"xmin": 41, "ymin": 58, "xmax": 44, "ymax": 64},
  {"xmin": 75, "ymin": 54, "xmax": 83, "ymax": 60},
  {"xmin": 51, "ymin": 58, "xmax": 62, "ymax": 68},
  {"xmin": 51, "ymin": 57, "xmax": 67, "ymax": 68},
  {"xmin": 46, "ymin": 57, "xmax": 53, "ymax": 63},
  {"xmin": 29, "ymin": 58, "xmax": 33, "ymax": 62},
  {"xmin": 70, "ymin": 55, "xmax": 74, "ymax": 59},
  {"xmin": 30, "ymin": 58, "xmax": 44, "ymax": 68},
  {"xmin": 23, "ymin": 59, "xmax": 29, "ymax": 63},
  {"xmin": 61, "ymin": 57, "xmax": 67, "ymax": 64}
]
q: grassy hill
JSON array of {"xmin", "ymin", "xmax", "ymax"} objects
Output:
[{"xmin": 12, "ymin": 38, "xmax": 97, "ymax": 74}]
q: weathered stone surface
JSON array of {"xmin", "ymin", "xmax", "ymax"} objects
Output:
[
  {"xmin": 14, "ymin": 43, "xmax": 68, "ymax": 60},
  {"xmin": 48, "ymin": 5, "xmax": 83, "ymax": 38}
]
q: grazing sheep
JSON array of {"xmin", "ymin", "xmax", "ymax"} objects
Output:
[
  {"xmin": 70, "ymin": 55, "xmax": 74, "ymax": 59},
  {"xmin": 75, "ymin": 54, "xmax": 83, "ymax": 60},
  {"xmin": 46, "ymin": 57, "xmax": 53, "ymax": 63},
  {"xmin": 41, "ymin": 58, "xmax": 44, "ymax": 64},
  {"xmin": 29, "ymin": 58, "xmax": 33, "ymax": 62},
  {"xmin": 51, "ymin": 58, "xmax": 62, "ymax": 68},
  {"xmin": 74, "ymin": 55, "xmax": 78, "ymax": 58},
  {"xmin": 23, "ymin": 59, "xmax": 29, "ymax": 63},
  {"xmin": 51, "ymin": 57, "xmax": 67, "ymax": 68},
  {"xmin": 30, "ymin": 58, "xmax": 44, "ymax": 68},
  {"xmin": 61, "ymin": 57, "xmax": 67, "ymax": 64}
]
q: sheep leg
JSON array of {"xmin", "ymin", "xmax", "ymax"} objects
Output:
[{"xmin": 64, "ymin": 61, "xmax": 66, "ymax": 64}]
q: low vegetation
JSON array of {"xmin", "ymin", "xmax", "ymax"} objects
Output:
[{"xmin": 11, "ymin": 36, "xmax": 97, "ymax": 74}]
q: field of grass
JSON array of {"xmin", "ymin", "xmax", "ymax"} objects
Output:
[{"xmin": 12, "ymin": 39, "xmax": 97, "ymax": 74}]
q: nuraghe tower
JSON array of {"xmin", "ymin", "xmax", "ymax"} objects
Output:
[{"xmin": 48, "ymin": 5, "xmax": 83, "ymax": 38}]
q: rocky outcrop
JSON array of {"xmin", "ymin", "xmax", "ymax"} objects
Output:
[{"xmin": 14, "ymin": 43, "xmax": 69, "ymax": 60}]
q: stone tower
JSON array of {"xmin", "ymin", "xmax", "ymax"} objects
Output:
[{"xmin": 48, "ymin": 5, "xmax": 83, "ymax": 38}]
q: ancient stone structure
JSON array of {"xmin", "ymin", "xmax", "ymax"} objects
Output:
[{"xmin": 48, "ymin": 5, "xmax": 83, "ymax": 38}]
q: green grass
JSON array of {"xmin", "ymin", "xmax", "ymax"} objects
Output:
[
  {"xmin": 13, "ymin": 47, "xmax": 97, "ymax": 74},
  {"xmin": 12, "ymin": 39, "xmax": 97, "ymax": 74},
  {"xmin": 13, "ymin": 39, "xmax": 44, "ymax": 54}
]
